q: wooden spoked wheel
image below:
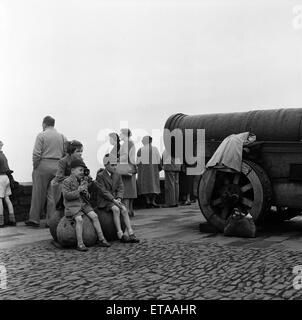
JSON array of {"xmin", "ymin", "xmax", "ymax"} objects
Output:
[{"xmin": 198, "ymin": 160, "xmax": 272, "ymax": 232}]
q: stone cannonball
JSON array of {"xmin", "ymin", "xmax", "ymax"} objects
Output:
[
  {"xmin": 56, "ymin": 215, "xmax": 98, "ymax": 248},
  {"xmin": 96, "ymin": 208, "xmax": 126, "ymax": 241},
  {"xmin": 49, "ymin": 209, "xmax": 64, "ymax": 242}
]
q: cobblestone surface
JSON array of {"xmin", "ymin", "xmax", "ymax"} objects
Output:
[
  {"xmin": 1, "ymin": 204, "xmax": 302, "ymax": 300},
  {"xmin": 1, "ymin": 238, "xmax": 302, "ymax": 300}
]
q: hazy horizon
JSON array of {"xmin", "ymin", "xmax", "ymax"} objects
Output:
[{"xmin": 1, "ymin": 0, "xmax": 302, "ymax": 181}]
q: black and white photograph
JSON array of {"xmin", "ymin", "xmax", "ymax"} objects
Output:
[{"xmin": 1, "ymin": 0, "xmax": 302, "ymax": 311}]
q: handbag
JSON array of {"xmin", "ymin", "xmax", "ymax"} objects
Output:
[
  {"xmin": 116, "ymin": 163, "xmax": 137, "ymax": 176},
  {"xmin": 117, "ymin": 142, "xmax": 138, "ymax": 176},
  {"xmin": 224, "ymin": 210, "xmax": 256, "ymax": 238},
  {"xmin": 6, "ymin": 170, "xmax": 19, "ymax": 192}
]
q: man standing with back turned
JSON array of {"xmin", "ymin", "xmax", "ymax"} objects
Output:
[{"xmin": 26, "ymin": 116, "xmax": 67, "ymax": 227}]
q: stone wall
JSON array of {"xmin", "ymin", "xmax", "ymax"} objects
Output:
[
  {"xmin": 3, "ymin": 183, "xmax": 32, "ymax": 223},
  {"xmin": 2, "ymin": 180, "xmax": 166, "ymax": 223}
]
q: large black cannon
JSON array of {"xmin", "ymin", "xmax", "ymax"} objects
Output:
[{"xmin": 164, "ymin": 108, "xmax": 302, "ymax": 231}]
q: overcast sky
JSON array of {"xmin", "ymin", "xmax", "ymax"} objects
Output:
[{"xmin": 1, "ymin": 0, "xmax": 302, "ymax": 181}]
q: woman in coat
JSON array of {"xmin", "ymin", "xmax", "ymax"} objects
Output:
[
  {"xmin": 96, "ymin": 133, "xmax": 120, "ymax": 177},
  {"xmin": 47, "ymin": 140, "xmax": 83, "ymax": 219},
  {"xmin": 137, "ymin": 136, "xmax": 162, "ymax": 208},
  {"xmin": 109, "ymin": 132, "xmax": 120, "ymax": 161},
  {"xmin": 119, "ymin": 128, "xmax": 137, "ymax": 217},
  {"xmin": 0, "ymin": 140, "xmax": 16, "ymax": 227},
  {"xmin": 162, "ymin": 149, "xmax": 182, "ymax": 207}
]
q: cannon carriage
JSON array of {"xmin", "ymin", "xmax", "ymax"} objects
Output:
[{"xmin": 164, "ymin": 108, "xmax": 302, "ymax": 231}]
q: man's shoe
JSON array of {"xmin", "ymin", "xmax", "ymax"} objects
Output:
[
  {"xmin": 128, "ymin": 234, "xmax": 140, "ymax": 243},
  {"xmin": 151, "ymin": 203, "xmax": 160, "ymax": 208},
  {"xmin": 76, "ymin": 244, "xmax": 88, "ymax": 252},
  {"xmin": 96, "ymin": 239, "xmax": 111, "ymax": 247},
  {"xmin": 146, "ymin": 203, "xmax": 152, "ymax": 209},
  {"xmin": 7, "ymin": 221, "xmax": 16, "ymax": 226},
  {"xmin": 120, "ymin": 235, "xmax": 130, "ymax": 243},
  {"xmin": 25, "ymin": 220, "xmax": 40, "ymax": 227}
]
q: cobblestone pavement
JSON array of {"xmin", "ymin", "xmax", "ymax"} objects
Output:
[{"xmin": 1, "ymin": 204, "xmax": 302, "ymax": 300}]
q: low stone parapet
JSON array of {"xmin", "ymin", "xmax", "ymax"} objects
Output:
[{"xmin": 3, "ymin": 179, "xmax": 166, "ymax": 223}]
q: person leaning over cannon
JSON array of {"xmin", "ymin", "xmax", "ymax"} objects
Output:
[
  {"xmin": 95, "ymin": 154, "xmax": 139, "ymax": 243},
  {"xmin": 62, "ymin": 158, "xmax": 110, "ymax": 251}
]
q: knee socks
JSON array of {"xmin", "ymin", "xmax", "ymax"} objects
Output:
[{"xmin": 91, "ymin": 216, "xmax": 105, "ymax": 241}]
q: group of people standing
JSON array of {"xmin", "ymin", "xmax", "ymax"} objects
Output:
[
  {"xmin": 0, "ymin": 116, "xmax": 198, "ymax": 234},
  {"xmin": 23, "ymin": 117, "xmax": 139, "ymax": 227},
  {"xmin": 108, "ymin": 131, "xmax": 198, "ymax": 211}
]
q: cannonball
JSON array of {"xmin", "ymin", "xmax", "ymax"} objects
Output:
[
  {"xmin": 56, "ymin": 215, "xmax": 97, "ymax": 248},
  {"xmin": 96, "ymin": 208, "xmax": 126, "ymax": 241},
  {"xmin": 82, "ymin": 215, "xmax": 98, "ymax": 246},
  {"xmin": 49, "ymin": 209, "xmax": 64, "ymax": 242}
]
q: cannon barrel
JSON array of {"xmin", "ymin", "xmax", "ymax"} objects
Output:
[
  {"xmin": 164, "ymin": 108, "xmax": 302, "ymax": 142},
  {"xmin": 164, "ymin": 108, "xmax": 302, "ymax": 231}
]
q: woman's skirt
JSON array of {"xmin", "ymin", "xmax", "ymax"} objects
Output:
[{"xmin": 122, "ymin": 174, "xmax": 137, "ymax": 199}]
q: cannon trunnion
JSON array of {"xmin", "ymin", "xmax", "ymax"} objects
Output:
[{"xmin": 164, "ymin": 108, "xmax": 302, "ymax": 231}]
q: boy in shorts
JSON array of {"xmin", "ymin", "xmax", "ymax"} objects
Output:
[
  {"xmin": 62, "ymin": 158, "xmax": 110, "ymax": 251},
  {"xmin": 0, "ymin": 141, "xmax": 16, "ymax": 227},
  {"xmin": 95, "ymin": 154, "xmax": 139, "ymax": 243}
]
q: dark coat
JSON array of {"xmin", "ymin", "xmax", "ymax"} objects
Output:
[
  {"xmin": 95, "ymin": 170, "xmax": 124, "ymax": 208},
  {"xmin": 62, "ymin": 174, "xmax": 89, "ymax": 217},
  {"xmin": 119, "ymin": 139, "xmax": 137, "ymax": 198},
  {"xmin": 136, "ymin": 145, "xmax": 162, "ymax": 195},
  {"xmin": 54, "ymin": 154, "xmax": 72, "ymax": 184},
  {"xmin": 0, "ymin": 151, "xmax": 10, "ymax": 174}
]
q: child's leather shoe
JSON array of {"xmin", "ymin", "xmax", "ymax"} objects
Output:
[
  {"xmin": 96, "ymin": 239, "xmax": 111, "ymax": 247},
  {"xmin": 128, "ymin": 234, "xmax": 140, "ymax": 243},
  {"xmin": 76, "ymin": 244, "xmax": 88, "ymax": 252},
  {"xmin": 120, "ymin": 235, "xmax": 130, "ymax": 243}
]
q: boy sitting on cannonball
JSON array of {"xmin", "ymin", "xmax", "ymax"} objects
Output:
[
  {"xmin": 95, "ymin": 154, "xmax": 139, "ymax": 243},
  {"xmin": 62, "ymin": 158, "xmax": 111, "ymax": 251}
]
